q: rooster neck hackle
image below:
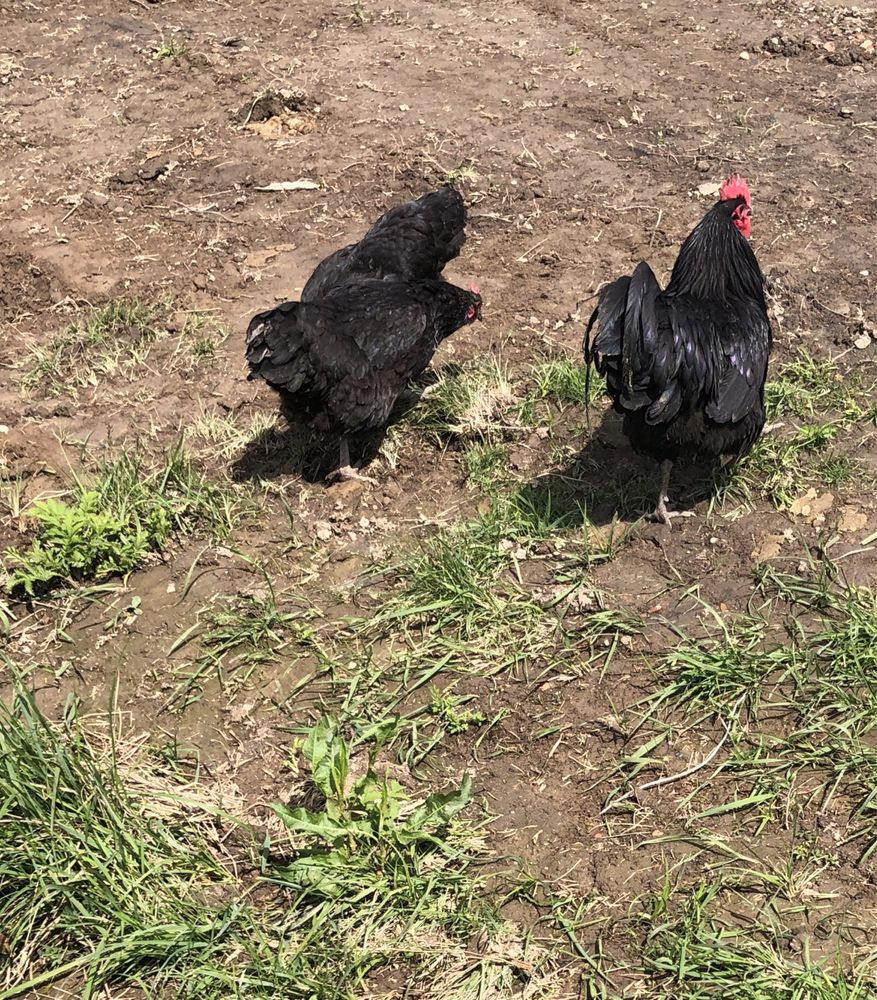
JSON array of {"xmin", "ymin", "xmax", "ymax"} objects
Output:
[{"xmin": 665, "ymin": 199, "xmax": 764, "ymax": 304}]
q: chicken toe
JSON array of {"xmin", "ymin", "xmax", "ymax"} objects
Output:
[
  {"xmin": 650, "ymin": 496, "xmax": 696, "ymax": 526},
  {"xmin": 327, "ymin": 439, "xmax": 376, "ymax": 485}
]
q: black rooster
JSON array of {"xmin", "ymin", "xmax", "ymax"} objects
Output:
[
  {"xmin": 301, "ymin": 186, "xmax": 467, "ymax": 301},
  {"xmin": 584, "ymin": 174, "xmax": 772, "ymax": 524},
  {"xmin": 246, "ymin": 277, "xmax": 482, "ymax": 481}
]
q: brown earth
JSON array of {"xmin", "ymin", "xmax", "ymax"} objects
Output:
[{"xmin": 2, "ymin": 0, "xmax": 877, "ymax": 992}]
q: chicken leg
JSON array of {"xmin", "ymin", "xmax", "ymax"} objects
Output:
[
  {"xmin": 328, "ymin": 437, "xmax": 376, "ymax": 484},
  {"xmin": 650, "ymin": 460, "xmax": 694, "ymax": 525}
]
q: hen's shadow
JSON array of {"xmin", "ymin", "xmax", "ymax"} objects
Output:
[
  {"xmin": 232, "ymin": 370, "xmax": 444, "ymax": 484},
  {"xmin": 517, "ymin": 407, "xmax": 736, "ymax": 528}
]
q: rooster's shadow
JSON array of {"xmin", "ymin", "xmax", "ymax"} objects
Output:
[{"xmin": 514, "ymin": 408, "xmax": 736, "ymax": 529}]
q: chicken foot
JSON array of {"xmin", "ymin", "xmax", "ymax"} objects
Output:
[
  {"xmin": 328, "ymin": 438, "xmax": 376, "ymax": 484},
  {"xmin": 650, "ymin": 460, "xmax": 695, "ymax": 526}
]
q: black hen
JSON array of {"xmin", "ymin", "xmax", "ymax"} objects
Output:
[
  {"xmin": 301, "ymin": 186, "xmax": 466, "ymax": 301},
  {"xmin": 246, "ymin": 278, "xmax": 482, "ymax": 481},
  {"xmin": 584, "ymin": 174, "xmax": 772, "ymax": 523}
]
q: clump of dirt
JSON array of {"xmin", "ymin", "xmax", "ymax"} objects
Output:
[
  {"xmin": 826, "ymin": 43, "xmax": 875, "ymax": 65},
  {"xmin": 237, "ymin": 88, "xmax": 318, "ymax": 124},
  {"xmin": 763, "ymin": 31, "xmax": 876, "ymax": 62},
  {"xmin": 0, "ymin": 251, "xmax": 59, "ymax": 323},
  {"xmin": 238, "ymin": 88, "xmax": 319, "ymax": 139},
  {"xmin": 110, "ymin": 154, "xmax": 178, "ymax": 188},
  {"xmin": 762, "ymin": 34, "xmax": 818, "ymax": 57}
]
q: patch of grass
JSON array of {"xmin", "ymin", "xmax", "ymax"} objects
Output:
[
  {"xmin": 167, "ymin": 579, "xmax": 313, "ymax": 711},
  {"xmin": 729, "ymin": 424, "xmax": 844, "ymax": 509},
  {"xmin": 732, "ymin": 108, "xmax": 753, "ymax": 132},
  {"xmin": 191, "ymin": 336, "xmax": 217, "ymax": 359},
  {"xmin": 3, "ymin": 441, "xmax": 237, "ymax": 597},
  {"xmin": 266, "ymin": 716, "xmax": 552, "ymax": 996},
  {"xmin": 1, "ymin": 694, "xmax": 549, "ymax": 999},
  {"xmin": 462, "ymin": 441, "xmax": 509, "ymax": 490},
  {"xmin": 279, "ymin": 474, "xmax": 632, "ymax": 773},
  {"xmin": 518, "ymin": 353, "xmax": 600, "ymax": 424},
  {"xmin": 189, "ymin": 406, "xmax": 277, "ymax": 463},
  {"xmin": 606, "ymin": 565, "xmax": 877, "ymax": 858},
  {"xmin": 22, "ymin": 298, "xmax": 171, "ymax": 397},
  {"xmin": 438, "ymin": 160, "xmax": 479, "ymax": 185},
  {"xmin": 817, "ymin": 453, "xmax": 861, "ymax": 488},
  {"xmin": 269, "ymin": 716, "xmax": 548, "ymax": 997},
  {"xmin": 638, "ymin": 876, "xmax": 876, "ymax": 999},
  {"xmin": 765, "ymin": 349, "xmax": 874, "ymax": 425},
  {"xmin": 363, "ymin": 477, "xmax": 633, "ymax": 695},
  {"xmin": 589, "ymin": 471, "xmax": 661, "ymax": 520},
  {"xmin": 0, "ymin": 473, "xmax": 26, "ymax": 523},
  {"xmin": 0, "ymin": 686, "xmax": 241, "ymax": 998},
  {"xmin": 180, "ymin": 311, "xmax": 229, "ymax": 364},
  {"xmin": 429, "ymin": 686, "xmax": 486, "ymax": 734},
  {"xmin": 404, "ymin": 358, "xmax": 516, "ymax": 440},
  {"xmin": 348, "ymin": 0, "xmax": 372, "ymax": 24},
  {"xmin": 152, "ymin": 35, "xmax": 189, "ymax": 61}
]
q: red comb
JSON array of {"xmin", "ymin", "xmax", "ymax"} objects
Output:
[
  {"xmin": 468, "ymin": 282, "xmax": 481, "ymax": 295},
  {"xmin": 719, "ymin": 173, "xmax": 751, "ymax": 206}
]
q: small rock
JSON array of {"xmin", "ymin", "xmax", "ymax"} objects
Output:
[
  {"xmin": 838, "ymin": 508, "xmax": 867, "ymax": 533},
  {"xmin": 789, "ymin": 489, "xmax": 834, "ymax": 524},
  {"xmin": 112, "ymin": 168, "xmax": 139, "ymax": 186},
  {"xmin": 510, "ymin": 447, "xmax": 532, "ymax": 470},
  {"xmin": 327, "ymin": 479, "xmax": 365, "ymax": 499},
  {"xmin": 314, "ymin": 521, "xmax": 333, "ymax": 542},
  {"xmin": 739, "ymin": 51, "xmax": 751, "ymax": 60},
  {"xmin": 697, "ymin": 181, "xmax": 721, "ymax": 197},
  {"xmin": 228, "ymin": 701, "xmax": 255, "ymax": 724},
  {"xmin": 854, "ymin": 333, "xmax": 871, "ymax": 350},
  {"xmin": 165, "ymin": 310, "xmax": 188, "ymax": 333},
  {"xmin": 839, "ymin": 107, "xmax": 855, "ymax": 118},
  {"xmin": 751, "ymin": 534, "xmax": 785, "ymax": 562}
]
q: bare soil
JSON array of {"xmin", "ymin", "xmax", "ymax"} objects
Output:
[{"xmin": 2, "ymin": 0, "xmax": 877, "ymax": 991}]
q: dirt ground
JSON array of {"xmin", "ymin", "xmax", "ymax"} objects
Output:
[{"xmin": 2, "ymin": 0, "xmax": 877, "ymax": 993}]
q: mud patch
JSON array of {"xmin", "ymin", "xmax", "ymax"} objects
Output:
[{"xmin": 0, "ymin": 250, "xmax": 60, "ymax": 323}]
